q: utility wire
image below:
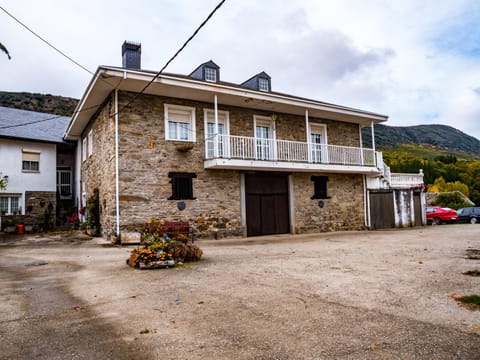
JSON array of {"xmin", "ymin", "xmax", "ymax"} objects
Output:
[
  {"xmin": 0, "ymin": 0, "xmax": 227, "ymax": 129},
  {"xmin": 116, "ymin": 0, "xmax": 227, "ymax": 114},
  {"xmin": 0, "ymin": 5, "xmax": 94, "ymax": 76}
]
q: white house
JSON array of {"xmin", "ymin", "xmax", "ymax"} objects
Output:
[{"xmin": 0, "ymin": 106, "xmax": 75, "ymax": 226}]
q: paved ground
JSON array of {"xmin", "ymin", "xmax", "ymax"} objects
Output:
[{"xmin": 0, "ymin": 225, "xmax": 479, "ymax": 359}]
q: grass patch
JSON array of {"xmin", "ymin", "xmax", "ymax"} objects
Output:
[
  {"xmin": 463, "ymin": 269, "xmax": 480, "ymax": 277},
  {"xmin": 453, "ymin": 294, "xmax": 480, "ymax": 311}
]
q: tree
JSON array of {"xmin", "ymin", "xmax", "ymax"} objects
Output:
[{"xmin": 1, "ymin": 42, "xmax": 11, "ymax": 60}]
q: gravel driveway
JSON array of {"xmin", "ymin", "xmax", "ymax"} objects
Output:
[{"xmin": 1, "ymin": 225, "xmax": 479, "ymax": 359}]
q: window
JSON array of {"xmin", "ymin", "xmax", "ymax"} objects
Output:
[
  {"xmin": 22, "ymin": 150, "xmax": 40, "ymax": 172},
  {"xmin": 0, "ymin": 195, "xmax": 20, "ymax": 214},
  {"xmin": 164, "ymin": 104, "xmax": 196, "ymax": 142},
  {"xmin": 87, "ymin": 130, "xmax": 93, "ymax": 157},
  {"xmin": 204, "ymin": 67, "xmax": 217, "ymax": 82},
  {"xmin": 258, "ymin": 77, "xmax": 269, "ymax": 92},
  {"xmin": 168, "ymin": 172, "xmax": 196, "ymax": 200},
  {"xmin": 204, "ymin": 109, "xmax": 229, "ymax": 158},
  {"xmin": 311, "ymin": 176, "xmax": 329, "ymax": 199},
  {"xmin": 82, "ymin": 137, "xmax": 87, "ymax": 162},
  {"xmin": 57, "ymin": 168, "xmax": 72, "ymax": 199}
]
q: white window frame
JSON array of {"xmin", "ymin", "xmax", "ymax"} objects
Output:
[
  {"xmin": 308, "ymin": 123, "xmax": 328, "ymax": 163},
  {"xmin": 254, "ymin": 115, "xmax": 276, "ymax": 160},
  {"xmin": 204, "ymin": 67, "xmax": 217, "ymax": 82},
  {"xmin": 82, "ymin": 137, "xmax": 87, "ymax": 162},
  {"xmin": 87, "ymin": 129, "xmax": 93, "ymax": 157},
  {"xmin": 21, "ymin": 149, "xmax": 40, "ymax": 173},
  {"xmin": 204, "ymin": 109, "xmax": 230, "ymax": 158},
  {"xmin": 258, "ymin": 78, "xmax": 269, "ymax": 92},
  {"xmin": 0, "ymin": 195, "xmax": 21, "ymax": 215},
  {"xmin": 164, "ymin": 104, "xmax": 196, "ymax": 142}
]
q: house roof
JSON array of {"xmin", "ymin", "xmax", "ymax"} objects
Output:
[
  {"xmin": 65, "ymin": 65, "xmax": 388, "ymax": 140},
  {"xmin": 0, "ymin": 106, "xmax": 71, "ymax": 144}
]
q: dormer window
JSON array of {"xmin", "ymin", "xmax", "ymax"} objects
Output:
[
  {"xmin": 205, "ymin": 67, "xmax": 217, "ymax": 82},
  {"xmin": 240, "ymin": 71, "xmax": 271, "ymax": 92},
  {"xmin": 258, "ymin": 78, "xmax": 269, "ymax": 92},
  {"xmin": 190, "ymin": 60, "xmax": 220, "ymax": 83}
]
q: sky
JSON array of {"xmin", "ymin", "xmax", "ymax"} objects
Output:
[{"xmin": 1, "ymin": 0, "xmax": 480, "ymax": 140}]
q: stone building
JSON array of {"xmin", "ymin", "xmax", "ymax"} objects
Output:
[{"xmin": 65, "ymin": 41, "xmax": 422, "ymax": 242}]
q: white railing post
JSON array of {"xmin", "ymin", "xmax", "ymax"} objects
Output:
[{"xmin": 213, "ymin": 95, "xmax": 219, "ymax": 158}]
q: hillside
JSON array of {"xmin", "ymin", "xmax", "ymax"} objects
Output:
[
  {"xmin": 0, "ymin": 91, "xmax": 78, "ymax": 116},
  {"xmin": 363, "ymin": 124, "xmax": 480, "ymax": 157}
]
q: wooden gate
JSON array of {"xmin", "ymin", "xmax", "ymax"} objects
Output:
[
  {"xmin": 245, "ymin": 173, "xmax": 290, "ymax": 236},
  {"xmin": 369, "ymin": 191, "xmax": 395, "ymax": 229}
]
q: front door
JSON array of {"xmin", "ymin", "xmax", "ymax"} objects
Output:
[{"xmin": 245, "ymin": 173, "xmax": 290, "ymax": 236}]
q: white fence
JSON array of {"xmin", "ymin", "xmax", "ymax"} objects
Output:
[{"xmin": 205, "ymin": 134, "xmax": 377, "ymax": 167}]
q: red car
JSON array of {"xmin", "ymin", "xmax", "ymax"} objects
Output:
[{"xmin": 426, "ymin": 206, "xmax": 458, "ymax": 225}]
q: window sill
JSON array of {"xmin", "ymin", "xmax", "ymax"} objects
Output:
[{"xmin": 22, "ymin": 170, "xmax": 40, "ymax": 173}]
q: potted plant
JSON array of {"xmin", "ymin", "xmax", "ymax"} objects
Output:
[{"xmin": 4, "ymin": 218, "xmax": 16, "ymax": 233}]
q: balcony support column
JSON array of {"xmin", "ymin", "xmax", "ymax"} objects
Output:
[
  {"xmin": 305, "ymin": 109, "xmax": 311, "ymax": 163},
  {"xmin": 214, "ymin": 94, "xmax": 219, "ymax": 158},
  {"xmin": 370, "ymin": 121, "xmax": 376, "ymax": 166}
]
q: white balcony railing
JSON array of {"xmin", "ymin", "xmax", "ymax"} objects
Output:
[
  {"xmin": 390, "ymin": 172, "xmax": 424, "ymax": 188},
  {"xmin": 205, "ymin": 134, "xmax": 378, "ymax": 167}
]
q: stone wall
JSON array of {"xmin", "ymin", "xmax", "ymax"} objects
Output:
[
  {"xmin": 82, "ymin": 91, "xmax": 366, "ymax": 240},
  {"xmin": 24, "ymin": 191, "xmax": 56, "ymax": 226},
  {"xmin": 292, "ymin": 173, "xmax": 365, "ymax": 233},
  {"xmin": 80, "ymin": 96, "xmax": 117, "ymax": 240}
]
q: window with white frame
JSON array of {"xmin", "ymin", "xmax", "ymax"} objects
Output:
[
  {"xmin": 204, "ymin": 67, "xmax": 217, "ymax": 82},
  {"xmin": 258, "ymin": 77, "xmax": 269, "ymax": 92},
  {"xmin": 87, "ymin": 129, "xmax": 93, "ymax": 157},
  {"xmin": 0, "ymin": 195, "xmax": 20, "ymax": 214},
  {"xmin": 164, "ymin": 104, "xmax": 196, "ymax": 142},
  {"xmin": 204, "ymin": 109, "xmax": 229, "ymax": 158},
  {"xmin": 22, "ymin": 150, "xmax": 40, "ymax": 172},
  {"xmin": 82, "ymin": 137, "xmax": 87, "ymax": 162}
]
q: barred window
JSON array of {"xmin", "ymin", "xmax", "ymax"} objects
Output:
[
  {"xmin": 168, "ymin": 172, "xmax": 196, "ymax": 200},
  {"xmin": 311, "ymin": 176, "xmax": 329, "ymax": 199}
]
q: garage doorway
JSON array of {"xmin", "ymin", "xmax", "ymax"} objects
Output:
[{"xmin": 245, "ymin": 173, "xmax": 290, "ymax": 236}]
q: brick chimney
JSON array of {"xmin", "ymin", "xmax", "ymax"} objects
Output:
[{"xmin": 122, "ymin": 41, "xmax": 141, "ymax": 69}]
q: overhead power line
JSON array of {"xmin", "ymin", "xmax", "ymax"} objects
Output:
[
  {"xmin": 0, "ymin": 5, "xmax": 94, "ymax": 76},
  {"xmin": 0, "ymin": 0, "xmax": 227, "ymax": 130},
  {"xmin": 116, "ymin": 0, "xmax": 227, "ymax": 114}
]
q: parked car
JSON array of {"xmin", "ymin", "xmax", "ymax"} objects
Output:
[
  {"xmin": 456, "ymin": 207, "xmax": 480, "ymax": 224},
  {"xmin": 425, "ymin": 206, "xmax": 458, "ymax": 225}
]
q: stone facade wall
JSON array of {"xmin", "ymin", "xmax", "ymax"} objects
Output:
[
  {"xmin": 24, "ymin": 191, "xmax": 56, "ymax": 225},
  {"xmin": 82, "ymin": 91, "xmax": 366, "ymax": 240},
  {"xmin": 292, "ymin": 173, "xmax": 365, "ymax": 233},
  {"xmin": 80, "ymin": 96, "xmax": 117, "ymax": 240}
]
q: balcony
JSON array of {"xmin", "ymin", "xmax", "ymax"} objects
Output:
[{"xmin": 204, "ymin": 134, "xmax": 382, "ymax": 174}]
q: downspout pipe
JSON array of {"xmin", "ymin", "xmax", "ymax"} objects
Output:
[{"xmin": 114, "ymin": 88, "xmax": 121, "ymax": 243}]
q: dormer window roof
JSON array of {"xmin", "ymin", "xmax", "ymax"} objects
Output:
[
  {"xmin": 240, "ymin": 71, "xmax": 271, "ymax": 92},
  {"xmin": 190, "ymin": 60, "xmax": 220, "ymax": 83}
]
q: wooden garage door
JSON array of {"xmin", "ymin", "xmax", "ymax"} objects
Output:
[
  {"xmin": 245, "ymin": 173, "xmax": 290, "ymax": 236},
  {"xmin": 369, "ymin": 191, "xmax": 395, "ymax": 229}
]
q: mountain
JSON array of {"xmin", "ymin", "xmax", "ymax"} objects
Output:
[
  {"xmin": 1, "ymin": 91, "xmax": 479, "ymax": 157},
  {"xmin": 0, "ymin": 91, "xmax": 78, "ymax": 117},
  {"xmin": 363, "ymin": 124, "xmax": 480, "ymax": 157}
]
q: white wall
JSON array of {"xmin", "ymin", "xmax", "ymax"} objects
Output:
[{"xmin": 0, "ymin": 138, "xmax": 57, "ymax": 213}]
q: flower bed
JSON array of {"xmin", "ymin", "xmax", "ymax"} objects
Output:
[{"xmin": 127, "ymin": 219, "xmax": 203, "ymax": 270}]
